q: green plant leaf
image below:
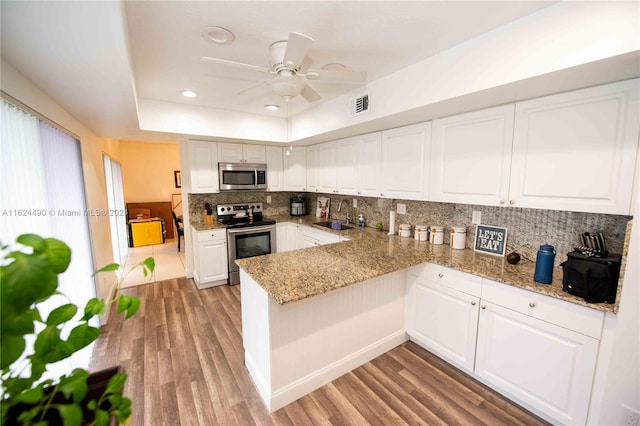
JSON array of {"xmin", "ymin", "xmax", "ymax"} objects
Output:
[
  {"xmin": 46, "ymin": 303, "xmax": 78, "ymax": 326},
  {"xmin": 43, "ymin": 237, "xmax": 72, "ymax": 274},
  {"xmin": 141, "ymin": 257, "xmax": 155, "ymax": 276},
  {"xmin": 87, "ymin": 399, "xmax": 97, "ymax": 410},
  {"xmin": 105, "ymin": 372, "xmax": 127, "ymax": 395},
  {"xmin": 82, "ymin": 298, "xmax": 106, "ymax": 320},
  {"xmin": 34, "ymin": 326, "xmax": 71, "ymax": 363},
  {"xmin": 13, "ymin": 385, "xmax": 44, "ymax": 404},
  {"xmin": 55, "ymin": 403, "xmax": 83, "ymax": 426},
  {"xmin": 94, "ymin": 408, "xmax": 110, "ymax": 426},
  {"xmin": 0, "ymin": 334, "xmax": 25, "ymax": 369},
  {"xmin": 1, "ymin": 251, "xmax": 58, "ymax": 312},
  {"xmin": 66, "ymin": 324, "xmax": 100, "ymax": 351},
  {"xmin": 116, "ymin": 295, "xmax": 140, "ymax": 320},
  {"xmin": 16, "ymin": 233, "xmax": 46, "ymax": 253},
  {"xmin": 114, "ymin": 397, "xmax": 132, "ymax": 423},
  {"xmin": 108, "ymin": 392, "xmax": 123, "ymax": 407},
  {"xmin": 92, "ymin": 263, "xmax": 120, "ymax": 276},
  {"xmin": 58, "ymin": 369, "xmax": 89, "ymax": 403}
]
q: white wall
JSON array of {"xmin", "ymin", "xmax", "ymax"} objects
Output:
[
  {"xmin": 1, "ymin": 60, "xmax": 122, "ymax": 303},
  {"xmin": 119, "ymin": 140, "xmax": 181, "ymax": 203},
  {"xmin": 292, "ymin": 1, "xmax": 640, "ymax": 143}
]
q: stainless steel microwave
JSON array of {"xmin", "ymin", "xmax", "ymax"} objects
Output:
[{"xmin": 218, "ymin": 162, "xmax": 267, "ymax": 191}]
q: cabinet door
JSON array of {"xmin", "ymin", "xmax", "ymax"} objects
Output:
[
  {"xmin": 189, "ymin": 141, "xmax": 219, "ymax": 193},
  {"xmin": 381, "ymin": 122, "xmax": 431, "ymax": 200},
  {"xmin": 336, "ymin": 137, "xmax": 359, "ymax": 195},
  {"xmin": 306, "ymin": 145, "xmax": 319, "ymax": 192},
  {"xmin": 266, "ymin": 146, "xmax": 283, "ymax": 191},
  {"xmin": 198, "ymin": 239, "xmax": 228, "ymax": 283},
  {"xmin": 510, "ymin": 79, "xmax": 639, "ymax": 214},
  {"xmin": 431, "ymin": 105, "xmax": 514, "ymax": 206},
  {"xmin": 358, "ymin": 132, "xmax": 382, "ymax": 197},
  {"xmin": 475, "ymin": 301, "xmax": 599, "ymax": 425},
  {"xmin": 243, "ymin": 145, "xmax": 266, "ymax": 163},
  {"xmin": 407, "ymin": 277, "xmax": 479, "ymax": 373},
  {"xmin": 218, "ymin": 143, "xmax": 244, "ymax": 163},
  {"xmin": 318, "ymin": 142, "xmax": 337, "ymax": 194},
  {"xmin": 284, "ymin": 147, "xmax": 307, "ymax": 191}
]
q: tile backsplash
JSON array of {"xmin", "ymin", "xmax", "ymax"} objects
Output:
[{"xmin": 189, "ymin": 192, "xmax": 631, "ymax": 266}]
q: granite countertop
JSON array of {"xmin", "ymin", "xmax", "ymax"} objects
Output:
[
  {"xmin": 191, "ymin": 220, "xmax": 227, "ymax": 231},
  {"xmin": 234, "ymin": 214, "xmax": 621, "ymax": 314}
]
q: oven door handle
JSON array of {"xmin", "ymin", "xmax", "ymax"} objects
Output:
[{"xmin": 227, "ymin": 225, "xmax": 276, "ymax": 236}]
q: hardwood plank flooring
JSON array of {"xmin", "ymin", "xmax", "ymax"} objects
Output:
[{"xmin": 90, "ymin": 277, "xmax": 549, "ymax": 425}]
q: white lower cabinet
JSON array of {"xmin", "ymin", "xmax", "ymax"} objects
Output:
[
  {"xmin": 406, "ymin": 264, "xmax": 481, "ymax": 373},
  {"xmin": 300, "ymin": 225, "xmax": 340, "ymax": 248},
  {"xmin": 407, "ymin": 265, "xmax": 604, "ymax": 425},
  {"xmin": 276, "ymin": 222, "xmax": 300, "ymax": 252},
  {"xmin": 191, "ymin": 227, "xmax": 228, "ymax": 288}
]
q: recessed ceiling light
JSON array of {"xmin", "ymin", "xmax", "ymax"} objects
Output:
[
  {"xmin": 264, "ymin": 104, "xmax": 280, "ymax": 111},
  {"xmin": 322, "ymin": 63, "xmax": 347, "ymax": 71},
  {"xmin": 181, "ymin": 90, "xmax": 198, "ymax": 98},
  {"xmin": 202, "ymin": 26, "xmax": 235, "ymax": 45}
]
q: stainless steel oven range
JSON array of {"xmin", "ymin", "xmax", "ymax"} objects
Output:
[{"xmin": 216, "ymin": 202, "xmax": 276, "ymax": 285}]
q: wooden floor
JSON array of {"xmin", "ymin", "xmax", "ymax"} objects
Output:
[{"xmin": 90, "ymin": 277, "xmax": 549, "ymax": 426}]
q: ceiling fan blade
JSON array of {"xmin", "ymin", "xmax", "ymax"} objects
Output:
[
  {"xmin": 283, "ymin": 32, "xmax": 314, "ymax": 68},
  {"xmin": 238, "ymin": 79, "xmax": 272, "ymax": 97},
  {"xmin": 300, "ymin": 82, "xmax": 321, "ymax": 103},
  {"xmin": 305, "ymin": 69, "xmax": 368, "ymax": 84},
  {"xmin": 202, "ymin": 56, "xmax": 273, "ymax": 74}
]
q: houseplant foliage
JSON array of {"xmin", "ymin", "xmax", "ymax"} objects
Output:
[{"xmin": 1, "ymin": 234, "xmax": 155, "ymax": 425}]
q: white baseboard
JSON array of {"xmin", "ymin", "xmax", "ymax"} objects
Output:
[{"xmin": 268, "ymin": 330, "xmax": 408, "ymax": 412}]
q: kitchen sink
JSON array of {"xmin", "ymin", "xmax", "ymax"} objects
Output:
[{"xmin": 314, "ymin": 221, "xmax": 354, "ymax": 231}]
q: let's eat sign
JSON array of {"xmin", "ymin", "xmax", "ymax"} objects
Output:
[{"xmin": 474, "ymin": 225, "xmax": 508, "ymax": 256}]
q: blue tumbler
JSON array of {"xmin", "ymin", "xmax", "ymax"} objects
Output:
[{"xmin": 534, "ymin": 244, "xmax": 556, "ymax": 284}]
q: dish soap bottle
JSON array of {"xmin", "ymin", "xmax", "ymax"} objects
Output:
[{"xmin": 358, "ymin": 214, "xmax": 365, "ymax": 228}]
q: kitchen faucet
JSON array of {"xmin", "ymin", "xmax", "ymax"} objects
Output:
[{"xmin": 337, "ymin": 199, "xmax": 351, "ymax": 224}]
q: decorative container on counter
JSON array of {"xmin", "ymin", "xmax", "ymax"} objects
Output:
[
  {"xmin": 415, "ymin": 225, "xmax": 428, "ymax": 241},
  {"xmin": 450, "ymin": 226, "xmax": 467, "ymax": 249},
  {"xmin": 399, "ymin": 223, "xmax": 411, "ymax": 238},
  {"xmin": 358, "ymin": 214, "xmax": 365, "ymax": 228},
  {"xmin": 430, "ymin": 226, "xmax": 444, "ymax": 244},
  {"xmin": 534, "ymin": 244, "xmax": 556, "ymax": 284}
]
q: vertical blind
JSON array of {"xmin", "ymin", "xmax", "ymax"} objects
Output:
[{"xmin": 1, "ymin": 99, "xmax": 97, "ymax": 379}]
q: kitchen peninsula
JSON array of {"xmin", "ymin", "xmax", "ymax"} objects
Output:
[{"xmin": 236, "ymin": 216, "xmax": 627, "ymax": 423}]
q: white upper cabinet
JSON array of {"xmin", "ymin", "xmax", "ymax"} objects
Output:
[
  {"xmin": 306, "ymin": 145, "xmax": 319, "ymax": 192},
  {"xmin": 431, "ymin": 105, "xmax": 515, "ymax": 206},
  {"xmin": 283, "ymin": 147, "xmax": 306, "ymax": 191},
  {"xmin": 357, "ymin": 132, "xmax": 382, "ymax": 197},
  {"xmin": 218, "ymin": 143, "xmax": 266, "ymax": 163},
  {"xmin": 318, "ymin": 142, "xmax": 338, "ymax": 193},
  {"xmin": 188, "ymin": 140, "xmax": 219, "ymax": 194},
  {"xmin": 381, "ymin": 122, "xmax": 431, "ymax": 200},
  {"xmin": 265, "ymin": 146, "xmax": 283, "ymax": 192},
  {"xmin": 510, "ymin": 79, "xmax": 639, "ymax": 214},
  {"xmin": 336, "ymin": 136, "xmax": 359, "ymax": 195}
]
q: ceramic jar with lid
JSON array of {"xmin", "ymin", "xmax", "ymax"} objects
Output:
[
  {"xmin": 399, "ymin": 223, "xmax": 411, "ymax": 238},
  {"xmin": 450, "ymin": 226, "xmax": 467, "ymax": 250},
  {"xmin": 414, "ymin": 225, "xmax": 428, "ymax": 241},
  {"xmin": 430, "ymin": 226, "xmax": 444, "ymax": 244}
]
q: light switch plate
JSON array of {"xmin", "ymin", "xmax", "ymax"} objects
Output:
[
  {"xmin": 472, "ymin": 210, "xmax": 481, "ymax": 224},
  {"xmin": 397, "ymin": 203, "xmax": 407, "ymax": 214},
  {"xmin": 266, "ymin": 195, "xmax": 272, "ymax": 203},
  {"xmin": 353, "ymin": 199, "xmax": 358, "ymax": 208}
]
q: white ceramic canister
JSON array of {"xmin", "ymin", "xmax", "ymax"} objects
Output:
[
  {"xmin": 430, "ymin": 226, "xmax": 444, "ymax": 244},
  {"xmin": 414, "ymin": 225, "xmax": 428, "ymax": 241},
  {"xmin": 450, "ymin": 226, "xmax": 467, "ymax": 249},
  {"xmin": 399, "ymin": 223, "xmax": 412, "ymax": 238}
]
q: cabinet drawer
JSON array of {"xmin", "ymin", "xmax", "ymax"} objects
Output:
[
  {"xmin": 195, "ymin": 229, "xmax": 227, "ymax": 242},
  {"xmin": 481, "ymin": 279, "xmax": 604, "ymax": 338},
  {"xmin": 411, "ymin": 263, "xmax": 482, "ymax": 297}
]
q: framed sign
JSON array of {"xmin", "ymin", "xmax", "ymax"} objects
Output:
[
  {"xmin": 474, "ymin": 225, "xmax": 508, "ymax": 256},
  {"xmin": 174, "ymin": 170, "xmax": 181, "ymax": 188}
]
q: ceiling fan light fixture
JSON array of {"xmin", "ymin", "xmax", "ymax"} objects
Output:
[
  {"xmin": 270, "ymin": 75, "xmax": 304, "ymax": 100},
  {"xmin": 180, "ymin": 90, "xmax": 198, "ymax": 98},
  {"xmin": 264, "ymin": 104, "xmax": 280, "ymax": 111},
  {"xmin": 202, "ymin": 26, "xmax": 235, "ymax": 45},
  {"xmin": 322, "ymin": 63, "xmax": 347, "ymax": 71}
]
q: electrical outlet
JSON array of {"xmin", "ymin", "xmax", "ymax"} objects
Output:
[
  {"xmin": 397, "ymin": 203, "xmax": 407, "ymax": 214},
  {"xmin": 353, "ymin": 199, "xmax": 357, "ymax": 208},
  {"xmin": 623, "ymin": 405, "xmax": 640, "ymax": 426},
  {"xmin": 472, "ymin": 211, "xmax": 482, "ymax": 225},
  {"xmin": 266, "ymin": 195, "xmax": 272, "ymax": 204}
]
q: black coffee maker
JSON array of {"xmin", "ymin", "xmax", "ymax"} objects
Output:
[{"xmin": 290, "ymin": 196, "xmax": 307, "ymax": 216}]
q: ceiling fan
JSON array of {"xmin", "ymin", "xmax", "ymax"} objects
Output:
[{"xmin": 201, "ymin": 32, "xmax": 367, "ymax": 103}]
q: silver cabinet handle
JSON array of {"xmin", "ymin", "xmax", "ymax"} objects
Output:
[
  {"xmin": 481, "ymin": 305, "xmax": 487, "ymax": 310},
  {"xmin": 500, "ymin": 199, "xmax": 505, "ymax": 205},
  {"xmin": 471, "ymin": 301, "xmax": 476, "ymax": 306},
  {"xmin": 509, "ymin": 200, "xmax": 515, "ymax": 205},
  {"xmin": 438, "ymin": 273, "xmax": 444, "ymax": 278},
  {"xmin": 529, "ymin": 302, "xmax": 536, "ymax": 308}
]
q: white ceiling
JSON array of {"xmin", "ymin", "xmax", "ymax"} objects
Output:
[{"xmin": 1, "ymin": 1, "xmax": 556, "ymax": 140}]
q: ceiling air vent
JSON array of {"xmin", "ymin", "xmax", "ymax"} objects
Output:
[{"xmin": 351, "ymin": 93, "xmax": 370, "ymax": 116}]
